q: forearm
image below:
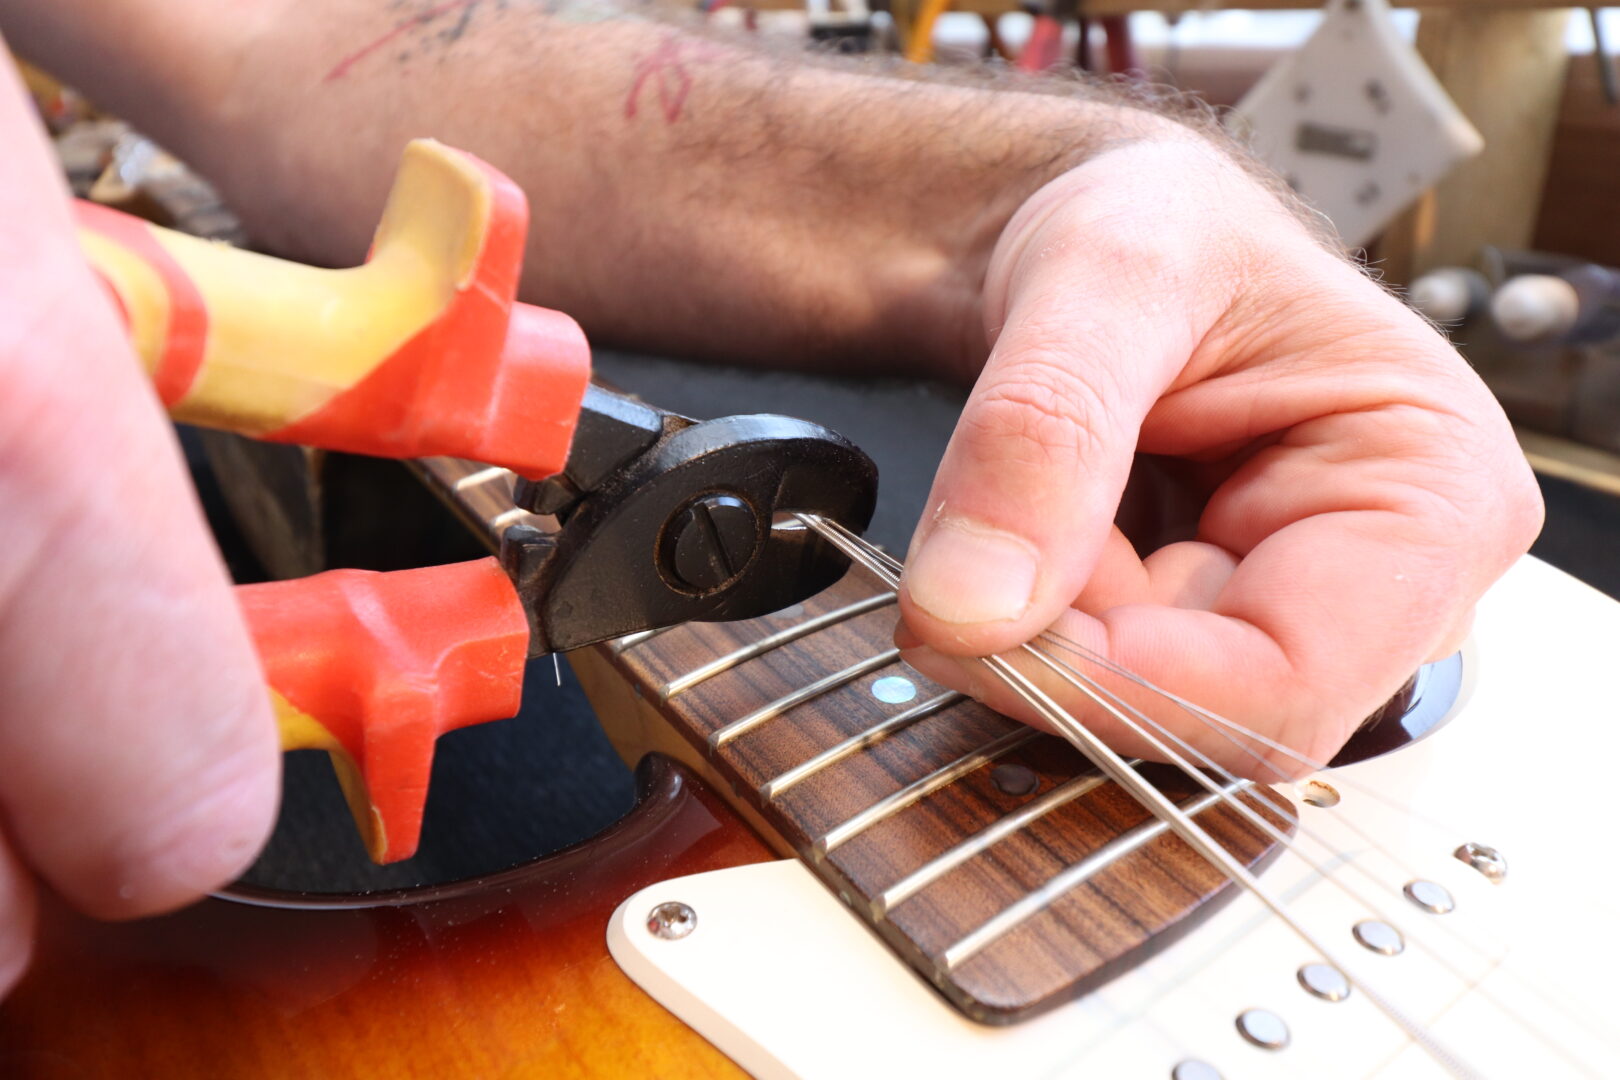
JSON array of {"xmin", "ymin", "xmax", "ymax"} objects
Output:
[{"xmin": 6, "ymin": 0, "xmax": 1193, "ymax": 373}]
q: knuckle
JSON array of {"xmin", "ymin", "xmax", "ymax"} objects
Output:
[
  {"xmin": 1496, "ymin": 464, "xmax": 1546, "ymax": 553},
  {"xmin": 1418, "ymin": 429, "xmax": 1545, "ymax": 573},
  {"xmin": 1352, "ymin": 400, "xmax": 1543, "ymax": 575},
  {"xmin": 965, "ymin": 355, "xmax": 1112, "ymax": 472}
]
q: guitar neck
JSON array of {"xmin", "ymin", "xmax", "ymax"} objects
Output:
[
  {"xmin": 411, "ymin": 457, "xmax": 544, "ymax": 552},
  {"xmin": 599, "ymin": 572, "xmax": 1294, "ymax": 1023},
  {"xmin": 414, "ymin": 454, "xmax": 1292, "ymax": 1024}
]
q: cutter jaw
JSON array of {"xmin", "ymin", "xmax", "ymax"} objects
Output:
[{"xmin": 502, "ymin": 393, "xmax": 879, "ymax": 655}]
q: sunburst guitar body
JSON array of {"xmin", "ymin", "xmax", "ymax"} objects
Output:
[{"xmin": 1, "ymin": 458, "xmax": 1613, "ymax": 1079}]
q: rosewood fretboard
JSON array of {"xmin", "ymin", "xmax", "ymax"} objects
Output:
[{"xmin": 416, "ymin": 456, "xmax": 1292, "ymax": 1024}]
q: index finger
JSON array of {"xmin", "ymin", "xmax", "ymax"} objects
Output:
[
  {"xmin": 0, "ymin": 58, "xmax": 279, "ymax": 922},
  {"xmin": 902, "ymin": 319, "xmax": 1541, "ymax": 777}
]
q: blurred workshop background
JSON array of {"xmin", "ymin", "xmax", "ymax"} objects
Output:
[{"xmin": 13, "ymin": 0, "xmax": 1620, "ymax": 887}]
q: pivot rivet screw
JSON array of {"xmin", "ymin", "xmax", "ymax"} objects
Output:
[{"xmin": 662, "ymin": 494, "xmax": 758, "ymax": 592}]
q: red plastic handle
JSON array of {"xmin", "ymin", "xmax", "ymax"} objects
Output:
[
  {"xmin": 267, "ymin": 147, "xmax": 592, "ymax": 479},
  {"xmin": 239, "ymin": 558, "xmax": 531, "ymax": 863},
  {"xmin": 76, "ymin": 139, "xmax": 592, "ymax": 480}
]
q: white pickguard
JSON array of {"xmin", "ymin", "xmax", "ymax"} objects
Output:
[{"xmin": 607, "ymin": 556, "xmax": 1620, "ymax": 1078}]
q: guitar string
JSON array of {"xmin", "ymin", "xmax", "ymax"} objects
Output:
[
  {"xmin": 1022, "ymin": 635, "xmax": 1607, "ymax": 1076},
  {"xmin": 1027, "ymin": 643, "xmax": 1501, "ymax": 946},
  {"xmin": 806, "ymin": 516, "xmax": 1489, "ymax": 915},
  {"xmin": 811, "ymin": 519, "xmax": 1482, "ymax": 1077},
  {"xmin": 1030, "ymin": 629, "xmax": 1613, "ymax": 1069},
  {"xmin": 798, "ymin": 517, "xmax": 1349, "ymax": 843},
  {"xmin": 799, "ymin": 521, "xmax": 1520, "ymax": 999},
  {"xmin": 452, "ymin": 474, "xmax": 1532, "ymax": 1069},
  {"xmin": 1033, "ymin": 628, "xmax": 1503, "ymax": 924},
  {"xmin": 440, "ymin": 476, "xmax": 1542, "ymax": 1075},
  {"xmin": 1033, "ymin": 616, "xmax": 1574, "ymax": 942},
  {"xmin": 465, "ymin": 472, "xmax": 1454, "ymax": 936},
  {"xmin": 1036, "ymin": 626, "xmax": 1482, "ymax": 842},
  {"xmin": 806, "ymin": 514, "xmax": 1609, "ymax": 1075},
  {"xmin": 1029, "ymin": 631, "xmax": 1473, "ymax": 916},
  {"xmin": 663, "ymin": 495, "xmax": 1464, "ymax": 932},
  {"xmin": 795, "ymin": 513, "xmax": 1480, "ymax": 1078},
  {"xmin": 984, "ymin": 654, "xmax": 1476, "ymax": 1079},
  {"xmin": 1032, "ymin": 638, "xmax": 1616, "ymax": 1057},
  {"xmin": 464, "ymin": 477, "xmax": 1456, "ymax": 929},
  {"xmin": 791, "ymin": 520, "xmax": 1376, "ymax": 848}
]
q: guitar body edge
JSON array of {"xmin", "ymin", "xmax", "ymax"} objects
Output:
[{"xmin": 0, "ymin": 755, "xmax": 762, "ymax": 1080}]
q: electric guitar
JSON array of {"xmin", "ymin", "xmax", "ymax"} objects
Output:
[{"xmin": 1, "ymin": 456, "xmax": 1613, "ymax": 1078}]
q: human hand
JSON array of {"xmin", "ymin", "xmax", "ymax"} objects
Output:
[
  {"xmin": 0, "ymin": 61, "xmax": 277, "ymax": 997},
  {"xmin": 896, "ymin": 136, "xmax": 1542, "ymax": 776}
]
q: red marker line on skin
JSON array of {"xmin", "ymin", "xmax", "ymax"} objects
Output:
[
  {"xmin": 625, "ymin": 34, "xmax": 725, "ymax": 124},
  {"xmin": 324, "ymin": 0, "xmax": 479, "ymax": 82}
]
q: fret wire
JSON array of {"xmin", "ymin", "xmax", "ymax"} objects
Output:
[
  {"xmin": 812, "ymin": 727, "xmax": 1040, "ymax": 858},
  {"xmin": 454, "ymin": 465, "xmax": 511, "ymax": 491},
  {"xmin": 872, "ymin": 762, "xmax": 1140, "ymax": 918},
  {"xmin": 760, "ymin": 691, "xmax": 962, "ymax": 801},
  {"xmin": 490, "ymin": 506, "xmax": 531, "ymax": 529},
  {"xmin": 611, "ymin": 626, "xmax": 676, "ymax": 653},
  {"xmin": 708, "ymin": 648, "xmax": 902, "ymax": 750},
  {"xmin": 941, "ymin": 779, "xmax": 1254, "ymax": 972},
  {"xmin": 660, "ymin": 593, "xmax": 897, "ymax": 701}
]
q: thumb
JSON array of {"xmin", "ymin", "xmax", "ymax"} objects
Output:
[{"xmin": 901, "ymin": 192, "xmax": 1217, "ymax": 656}]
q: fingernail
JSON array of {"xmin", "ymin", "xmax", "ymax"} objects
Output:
[{"xmin": 905, "ymin": 518, "xmax": 1039, "ymax": 626}]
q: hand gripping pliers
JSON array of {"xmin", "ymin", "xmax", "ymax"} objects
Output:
[{"xmin": 75, "ymin": 139, "xmax": 877, "ymax": 863}]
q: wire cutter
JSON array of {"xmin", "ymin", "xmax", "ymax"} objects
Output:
[{"xmin": 75, "ymin": 139, "xmax": 878, "ymax": 863}]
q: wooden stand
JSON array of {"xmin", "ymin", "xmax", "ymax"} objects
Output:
[{"xmin": 1382, "ymin": 6, "xmax": 1572, "ymax": 282}]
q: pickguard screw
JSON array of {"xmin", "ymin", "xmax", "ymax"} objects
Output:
[
  {"xmin": 1453, "ymin": 842, "xmax": 1508, "ymax": 884},
  {"xmin": 647, "ymin": 901, "xmax": 697, "ymax": 940}
]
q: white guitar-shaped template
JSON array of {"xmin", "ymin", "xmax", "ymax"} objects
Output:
[{"xmin": 1232, "ymin": 0, "xmax": 1483, "ymax": 248}]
